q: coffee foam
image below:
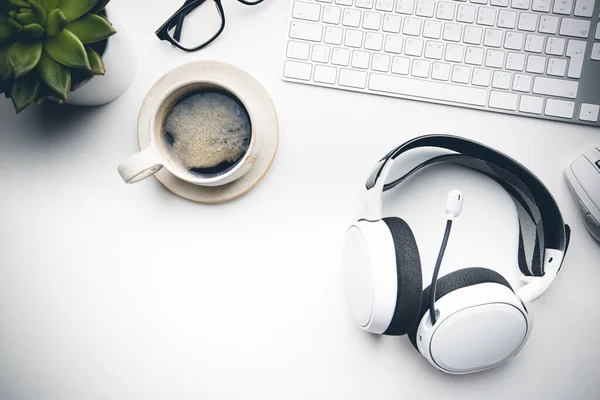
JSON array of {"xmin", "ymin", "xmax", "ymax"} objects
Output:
[{"xmin": 162, "ymin": 91, "xmax": 251, "ymax": 171}]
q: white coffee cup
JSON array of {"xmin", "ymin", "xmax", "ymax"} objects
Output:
[{"xmin": 118, "ymin": 80, "xmax": 260, "ymax": 186}]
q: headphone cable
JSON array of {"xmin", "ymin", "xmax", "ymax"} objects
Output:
[{"xmin": 429, "ymin": 219, "xmax": 453, "ymax": 326}]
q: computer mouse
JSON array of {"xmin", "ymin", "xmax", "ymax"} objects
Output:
[{"xmin": 565, "ymin": 147, "xmax": 600, "ymax": 242}]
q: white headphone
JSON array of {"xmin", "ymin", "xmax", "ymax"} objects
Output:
[{"xmin": 343, "ymin": 135, "xmax": 570, "ymax": 374}]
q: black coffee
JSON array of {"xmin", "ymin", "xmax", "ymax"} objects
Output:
[{"xmin": 162, "ymin": 90, "xmax": 252, "ymax": 177}]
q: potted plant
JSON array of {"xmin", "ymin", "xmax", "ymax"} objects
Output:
[{"xmin": 0, "ymin": 0, "xmax": 135, "ymax": 113}]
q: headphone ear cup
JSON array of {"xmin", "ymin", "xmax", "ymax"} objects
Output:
[
  {"xmin": 407, "ymin": 267, "xmax": 513, "ymax": 349},
  {"xmin": 381, "ymin": 217, "xmax": 423, "ymax": 335}
]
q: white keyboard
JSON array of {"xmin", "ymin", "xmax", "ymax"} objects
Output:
[{"xmin": 282, "ymin": 0, "xmax": 600, "ymax": 127}]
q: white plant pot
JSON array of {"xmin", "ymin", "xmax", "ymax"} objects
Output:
[{"xmin": 66, "ymin": 6, "xmax": 136, "ymax": 106}]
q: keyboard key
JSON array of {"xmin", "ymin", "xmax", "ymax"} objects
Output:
[
  {"xmin": 513, "ymin": 74, "xmax": 532, "ymax": 91},
  {"xmin": 526, "ymin": 55, "xmax": 546, "ymax": 73},
  {"xmin": 437, "ymin": 2, "xmax": 457, "ymax": 20},
  {"xmin": 324, "ymin": 26, "xmax": 344, "ymax": 45},
  {"xmin": 553, "ymin": 0, "xmax": 574, "ymax": 15},
  {"xmin": 432, "ymin": 62, "xmax": 451, "ymax": 80},
  {"xmin": 574, "ymin": 0, "xmax": 594, "ymax": 17},
  {"xmin": 342, "ymin": 8, "xmax": 361, "ymax": 27},
  {"xmin": 355, "ymin": 0, "xmax": 374, "ymax": 8},
  {"xmin": 472, "ymin": 67, "xmax": 492, "ymax": 86},
  {"xmin": 363, "ymin": 12, "xmax": 382, "ymax": 30},
  {"xmin": 560, "ymin": 18, "xmax": 591, "ymax": 39},
  {"xmin": 545, "ymin": 98, "xmax": 575, "ymax": 118},
  {"xmin": 506, "ymin": 52, "xmax": 526, "ymax": 70},
  {"xmin": 312, "ymin": 44, "xmax": 331, "ymax": 63},
  {"xmin": 596, "ymin": 23, "xmax": 600, "ymax": 40},
  {"xmin": 443, "ymin": 23, "xmax": 463, "ymax": 41},
  {"xmin": 566, "ymin": 40, "xmax": 586, "ymax": 78},
  {"xmin": 498, "ymin": 10, "xmax": 517, "ymax": 29},
  {"xmin": 365, "ymin": 32, "xmax": 384, "ymax": 50},
  {"xmin": 371, "ymin": 53, "xmax": 391, "ymax": 72},
  {"xmin": 485, "ymin": 49, "xmax": 505, "ymax": 68},
  {"xmin": 405, "ymin": 38, "xmax": 425, "ymax": 56},
  {"xmin": 492, "ymin": 70, "xmax": 512, "ymax": 89},
  {"xmin": 519, "ymin": 95, "xmax": 544, "ymax": 114},
  {"xmin": 533, "ymin": 76, "xmax": 578, "ymax": 98},
  {"xmin": 332, "ymin": 47, "xmax": 351, "ymax": 65},
  {"xmin": 423, "ymin": 20, "xmax": 443, "ymax": 38},
  {"xmin": 283, "ymin": 60, "xmax": 313, "ymax": 80},
  {"xmin": 425, "ymin": 41, "xmax": 445, "ymax": 59},
  {"xmin": 382, "ymin": 15, "xmax": 402, "ymax": 33},
  {"xmin": 504, "ymin": 31, "xmax": 524, "ymax": 50},
  {"xmin": 471, "ymin": 0, "xmax": 489, "ymax": 4},
  {"xmin": 531, "ymin": 0, "xmax": 552, "ymax": 11},
  {"xmin": 452, "ymin": 65, "xmax": 472, "ymax": 83},
  {"xmin": 511, "ymin": 0, "xmax": 530, "ymax": 10},
  {"xmin": 412, "ymin": 59, "xmax": 431, "ymax": 77},
  {"xmin": 464, "ymin": 26, "xmax": 484, "ymax": 44},
  {"xmin": 547, "ymin": 58, "xmax": 567, "ymax": 76},
  {"xmin": 323, "ymin": 6, "xmax": 342, "ymax": 24},
  {"xmin": 489, "ymin": 91, "xmax": 518, "ymax": 110},
  {"xmin": 352, "ymin": 50, "xmax": 371, "ymax": 68},
  {"xmin": 445, "ymin": 43, "xmax": 465, "ymax": 62},
  {"xmin": 339, "ymin": 68, "xmax": 368, "ymax": 88},
  {"xmin": 369, "ymin": 73, "xmax": 489, "ymax": 105},
  {"xmin": 287, "ymin": 41, "xmax": 311, "ymax": 60},
  {"xmin": 335, "ymin": 0, "xmax": 353, "ymax": 4},
  {"xmin": 384, "ymin": 35, "xmax": 404, "ymax": 53},
  {"xmin": 539, "ymin": 16, "xmax": 559, "ymax": 35},
  {"xmin": 396, "ymin": 0, "xmax": 416, "ymax": 14},
  {"xmin": 525, "ymin": 35, "xmax": 545, "ymax": 53},
  {"xmin": 518, "ymin": 13, "xmax": 538, "ymax": 32},
  {"xmin": 457, "ymin": 4, "xmax": 476, "ymax": 23},
  {"xmin": 290, "ymin": 21, "xmax": 323, "ymax": 42},
  {"xmin": 391, "ymin": 56, "xmax": 411, "ymax": 74},
  {"xmin": 477, "ymin": 7, "xmax": 497, "ymax": 26},
  {"xmin": 314, "ymin": 65, "xmax": 338, "ymax": 84},
  {"xmin": 484, "ymin": 29, "xmax": 504, "ymax": 47},
  {"xmin": 465, "ymin": 46, "xmax": 485, "ymax": 65},
  {"xmin": 292, "ymin": 1, "xmax": 321, "ymax": 22},
  {"xmin": 376, "ymin": 0, "xmax": 395, "ymax": 11},
  {"xmin": 545, "ymin": 37, "xmax": 566, "ymax": 56},
  {"xmin": 491, "ymin": 0, "xmax": 510, "ymax": 5},
  {"xmin": 403, "ymin": 18, "xmax": 423, "ymax": 36},
  {"xmin": 579, "ymin": 104, "xmax": 600, "ymax": 122},
  {"xmin": 416, "ymin": 0, "xmax": 436, "ymax": 17},
  {"xmin": 345, "ymin": 29, "xmax": 364, "ymax": 47},
  {"xmin": 592, "ymin": 43, "xmax": 600, "ymax": 61}
]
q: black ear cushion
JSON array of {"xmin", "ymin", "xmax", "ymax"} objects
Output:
[
  {"xmin": 407, "ymin": 267, "xmax": 513, "ymax": 349},
  {"xmin": 381, "ymin": 217, "xmax": 423, "ymax": 335}
]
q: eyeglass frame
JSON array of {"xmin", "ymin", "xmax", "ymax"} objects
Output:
[{"xmin": 155, "ymin": 0, "xmax": 265, "ymax": 53}]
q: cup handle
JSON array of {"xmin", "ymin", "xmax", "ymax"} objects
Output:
[{"xmin": 118, "ymin": 147, "xmax": 164, "ymax": 184}]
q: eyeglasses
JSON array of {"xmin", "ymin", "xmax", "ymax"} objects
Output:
[{"xmin": 156, "ymin": 0, "xmax": 265, "ymax": 52}]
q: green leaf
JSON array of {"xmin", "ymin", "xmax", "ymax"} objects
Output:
[
  {"xmin": 11, "ymin": 75, "xmax": 39, "ymax": 112},
  {"xmin": 85, "ymin": 46, "xmax": 103, "ymax": 75},
  {"xmin": 90, "ymin": 0, "xmax": 108, "ymax": 13},
  {"xmin": 0, "ymin": 16, "xmax": 18, "ymax": 38},
  {"xmin": 27, "ymin": 0, "xmax": 47, "ymax": 25},
  {"xmin": 65, "ymin": 13, "xmax": 114, "ymax": 44},
  {"xmin": 40, "ymin": 0, "xmax": 58, "ymax": 11},
  {"xmin": 44, "ymin": 29, "xmax": 89, "ymax": 69},
  {"xmin": 16, "ymin": 11, "xmax": 37, "ymax": 26},
  {"xmin": 0, "ymin": 45, "xmax": 12, "ymax": 80},
  {"xmin": 38, "ymin": 50, "xmax": 70, "ymax": 98},
  {"xmin": 8, "ymin": 40, "xmax": 42, "ymax": 77},
  {"xmin": 45, "ymin": 8, "xmax": 66, "ymax": 35},
  {"xmin": 57, "ymin": 0, "xmax": 98, "ymax": 22},
  {"xmin": 9, "ymin": 0, "xmax": 29, "ymax": 7},
  {"xmin": 20, "ymin": 22, "xmax": 44, "ymax": 38},
  {"xmin": 8, "ymin": 10, "xmax": 17, "ymax": 19}
]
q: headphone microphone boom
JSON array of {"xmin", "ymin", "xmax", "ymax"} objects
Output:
[{"xmin": 343, "ymin": 135, "xmax": 570, "ymax": 374}]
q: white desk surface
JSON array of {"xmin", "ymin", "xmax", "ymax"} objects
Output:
[{"xmin": 1, "ymin": 1, "xmax": 600, "ymax": 399}]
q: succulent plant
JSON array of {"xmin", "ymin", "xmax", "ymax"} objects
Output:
[{"xmin": 0, "ymin": 0, "xmax": 116, "ymax": 112}]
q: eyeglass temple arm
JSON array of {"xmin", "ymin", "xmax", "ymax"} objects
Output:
[{"xmin": 173, "ymin": 0, "xmax": 198, "ymax": 42}]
